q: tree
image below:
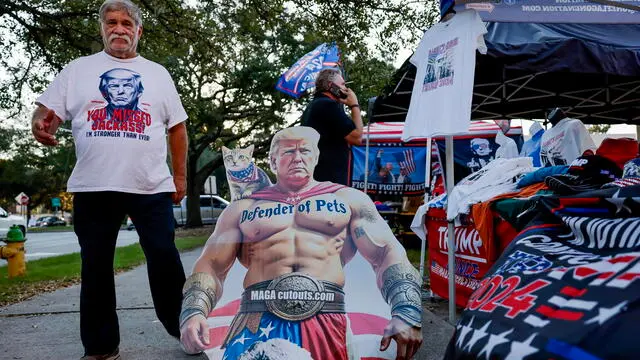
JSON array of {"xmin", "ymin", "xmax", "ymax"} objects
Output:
[
  {"xmin": 588, "ymin": 124, "xmax": 611, "ymax": 134},
  {"xmin": 0, "ymin": 0, "xmax": 438, "ymax": 226},
  {"xmin": 0, "ymin": 125, "xmax": 75, "ymax": 216}
]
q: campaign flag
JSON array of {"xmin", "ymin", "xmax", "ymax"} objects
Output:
[
  {"xmin": 275, "ymin": 43, "xmax": 341, "ymax": 98},
  {"xmin": 445, "ymin": 185, "xmax": 640, "ymax": 360}
]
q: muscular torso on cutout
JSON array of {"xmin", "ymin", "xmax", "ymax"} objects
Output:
[{"xmin": 236, "ymin": 190, "xmax": 353, "ymax": 287}]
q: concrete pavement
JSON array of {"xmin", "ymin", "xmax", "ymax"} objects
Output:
[{"xmin": 0, "ymin": 248, "xmax": 454, "ymax": 360}]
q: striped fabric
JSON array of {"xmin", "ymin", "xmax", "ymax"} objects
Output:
[{"xmin": 363, "ymin": 121, "xmax": 522, "ymax": 141}]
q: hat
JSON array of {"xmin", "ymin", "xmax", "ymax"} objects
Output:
[
  {"xmin": 545, "ymin": 155, "xmax": 622, "ymax": 195},
  {"xmin": 440, "ymin": 0, "xmax": 455, "ymax": 17},
  {"xmin": 603, "ymin": 158, "xmax": 640, "ymax": 188},
  {"xmin": 596, "ymin": 137, "xmax": 639, "ymax": 170}
]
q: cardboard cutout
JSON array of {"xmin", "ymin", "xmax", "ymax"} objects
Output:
[{"xmin": 181, "ymin": 126, "xmax": 423, "ymax": 360}]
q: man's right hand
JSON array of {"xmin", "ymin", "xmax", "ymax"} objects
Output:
[
  {"xmin": 339, "ymin": 88, "xmax": 359, "ymax": 108},
  {"xmin": 180, "ymin": 315, "xmax": 210, "ymax": 355},
  {"xmin": 32, "ymin": 109, "xmax": 60, "ymax": 146}
]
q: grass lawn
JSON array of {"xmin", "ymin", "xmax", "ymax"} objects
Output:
[
  {"xmin": 0, "ymin": 236, "xmax": 207, "ymax": 306},
  {"xmin": 406, "ymin": 248, "xmax": 424, "ymax": 266},
  {"xmin": 27, "ymin": 226, "xmax": 75, "ymax": 233}
]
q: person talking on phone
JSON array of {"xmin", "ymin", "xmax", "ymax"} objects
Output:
[{"xmin": 302, "ymin": 68, "xmax": 363, "ymax": 185}]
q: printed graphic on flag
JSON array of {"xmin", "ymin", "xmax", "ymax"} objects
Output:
[
  {"xmin": 202, "ymin": 254, "xmax": 397, "ymax": 360},
  {"xmin": 395, "ymin": 149, "xmax": 416, "ymax": 176}
]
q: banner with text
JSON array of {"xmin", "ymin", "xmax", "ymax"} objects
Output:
[
  {"xmin": 454, "ymin": 0, "xmax": 640, "ymax": 23},
  {"xmin": 351, "ymin": 144, "xmax": 427, "ymax": 196}
]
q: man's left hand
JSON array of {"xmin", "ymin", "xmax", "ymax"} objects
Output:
[
  {"xmin": 173, "ymin": 176, "xmax": 186, "ymax": 205},
  {"xmin": 380, "ymin": 317, "xmax": 423, "ymax": 360}
]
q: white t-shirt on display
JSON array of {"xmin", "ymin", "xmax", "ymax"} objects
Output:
[
  {"xmin": 36, "ymin": 51, "xmax": 187, "ymax": 194},
  {"xmin": 494, "ymin": 131, "xmax": 519, "ymax": 159},
  {"xmin": 539, "ymin": 118, "xmax": 596, "ymax": 167},
  {"xmin": 402, "ymin": 10, "xmax": 487, "ymax": 141}
]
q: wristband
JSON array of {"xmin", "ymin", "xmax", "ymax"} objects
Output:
[{"xmin": 349, "ymin": 104, "xmax": 360, "ymax": 109}]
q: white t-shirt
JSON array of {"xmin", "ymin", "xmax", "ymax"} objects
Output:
[
  {"xmin": 539, "ymin": 118, "xmax": 596, "ymax": 167},
  {"xmin": 494, "ymin": 131, "xmax": 519, "ymax": 159},
  {"xmin": 402, "ymin": 10, "xmax": 487, "ymax": 141},
  {"xmin": 36, "ymin": 51, "xmax": 187, "ymax": 194}
]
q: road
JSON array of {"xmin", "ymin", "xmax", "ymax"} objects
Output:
[{"xmin": 23, "ymin": 229, "xmax": 140, "ymax": 261}]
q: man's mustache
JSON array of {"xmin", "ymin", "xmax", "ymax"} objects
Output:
[{"xmin": 108, "ymin": 34, "xmax": 132, "ymax": 45}]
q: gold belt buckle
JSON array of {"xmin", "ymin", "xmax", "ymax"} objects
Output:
[{"xmin": 265, "ymin": 273, "xmax": 327, "ymax": 321}]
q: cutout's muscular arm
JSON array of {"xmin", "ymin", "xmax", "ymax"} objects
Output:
[
  {"xmin": 192, "ymin": 200, "xmax": 245, "ymax": 296},
  {"xmin": 344, "ymin": 188, "xmax": 408, "ymax": 286},
  {"xmin": 180, "ymin": 200, "xmax": 245, "ymax": 354},
  {"xmin": 342, "ymin": 188, "xmax": 423, "ymax": 359}
]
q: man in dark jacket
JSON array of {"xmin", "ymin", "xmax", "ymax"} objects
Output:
[{"xmin": 302, "ymin": 68, "xmax": 363, "ymax": 185}]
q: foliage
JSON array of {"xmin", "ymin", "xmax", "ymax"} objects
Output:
[
  {"xmin": 0, "ymin": 125, "xmax": 75, "ymax": 211},
  {"xmin": 0, "ymin": 0, "xmax": 438, "ymax": 225},
  {"xmin": 588, "ymin": 124, "xmax": 611, "ymax": 134}
]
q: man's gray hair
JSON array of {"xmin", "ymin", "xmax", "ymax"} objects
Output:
[
  {"xmin": 315, "ymin": 68, "xmax": 342, "ymax": 93},
  {"xmin": 99, "ymin": 0, "xmax": 143, "ymax": 27}
]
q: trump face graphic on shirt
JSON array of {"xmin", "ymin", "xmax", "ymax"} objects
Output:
[{"xmin": 98, "ymin": 68, "xmax": 144, "ymax": 120}]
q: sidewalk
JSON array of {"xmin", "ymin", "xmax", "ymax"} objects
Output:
[{"xmin": 0, "ymin": 248, "xmax": 454, "ymax": 360}]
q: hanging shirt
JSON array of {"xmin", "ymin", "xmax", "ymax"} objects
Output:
[
  {"xmin": 539, "ymin": 118, "xmax": 596, "ymax": 167},
  {"xmin": 520, "ymin": 122, "xmax": 545, "ymax": 166},
  {"xmin": 36, "ymin": 51, "xmax": 187, "ymax": 194},
  {"xmin": 494, "ymin": 131, "xmax": 519, "ymax": 159},
  {"xmin": 402, "ymin": 10, "xmax": 487, "ymax": 141}
]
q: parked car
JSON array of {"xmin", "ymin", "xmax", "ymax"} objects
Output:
[
  {"xmin": 35, "ymin": 216, "xmax": 67, "ymax": 227},
  {"xmin": 0, "ymin": 207, "xmax": 27, "ymax": 240},
  {"xmin": 174, "ymin": 195, "xmax": 229, "ymax": 226}
]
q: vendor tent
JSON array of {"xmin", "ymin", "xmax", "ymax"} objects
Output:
[
  {"xmin": 371, "ymin": 23, "xmax": 640, "ymax": 124},
  {"xmin": 369, "ymin": 4, "xmax": 640, "ymax": 325}
]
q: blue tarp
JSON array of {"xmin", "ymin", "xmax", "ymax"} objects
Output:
[
  {"xmin": 485, "ymin": 23, "xmax": 640, "ymax": 77},
  {"xmin": 370, "ymin": 21, "xmax": 640, "ymax": 124}
]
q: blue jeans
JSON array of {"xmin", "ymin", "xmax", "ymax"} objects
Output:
[{"xmin": 73, "ymin": 191, "xmax": 185, "ymax": 355}]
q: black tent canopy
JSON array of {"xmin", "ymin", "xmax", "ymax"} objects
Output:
[{"xmin": 371, "ymin": 23, "xmax": 640, "ymax": 125}]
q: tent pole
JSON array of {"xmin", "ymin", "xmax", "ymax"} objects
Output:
[
  {"xmin": 363, "ymin": 122, "xmax": 371, "ymax": 194},
  {"xmin": 419, "ymin": 138, "xmax": 432, "ymax": 284},
  {"xmin": 445, "ymin": 135, "xmax": 456, "ymax": 324}
]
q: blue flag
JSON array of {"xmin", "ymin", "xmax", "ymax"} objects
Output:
[{"xmin": 275, "ymin": 43, "xmax": 341, "ymax": 98}]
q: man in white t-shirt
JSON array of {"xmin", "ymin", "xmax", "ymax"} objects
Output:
[{"xmin": 30, "ymin": 1, "xmax": 187, "ymax": 359}]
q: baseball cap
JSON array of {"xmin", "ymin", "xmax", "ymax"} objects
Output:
[
  {"xmin": 596, "ymin": 137, "xmax": 639, "ymax": 170},
  {"xmin": 545, "ymin": 155, "xmax": 622, "ymax": 195},
  {"xmin": 603, "ymin": 158, "xmax": 640, "ymax": 188}
]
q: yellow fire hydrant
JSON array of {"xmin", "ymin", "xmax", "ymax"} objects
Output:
[{"xmin": 1, "ymin": 225, "xmax": 26, "ymax": 278}]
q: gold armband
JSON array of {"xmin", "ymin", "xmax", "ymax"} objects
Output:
[{"xmin": 180, "ymin": 272, "xmax": 217, "ymax": 328}]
